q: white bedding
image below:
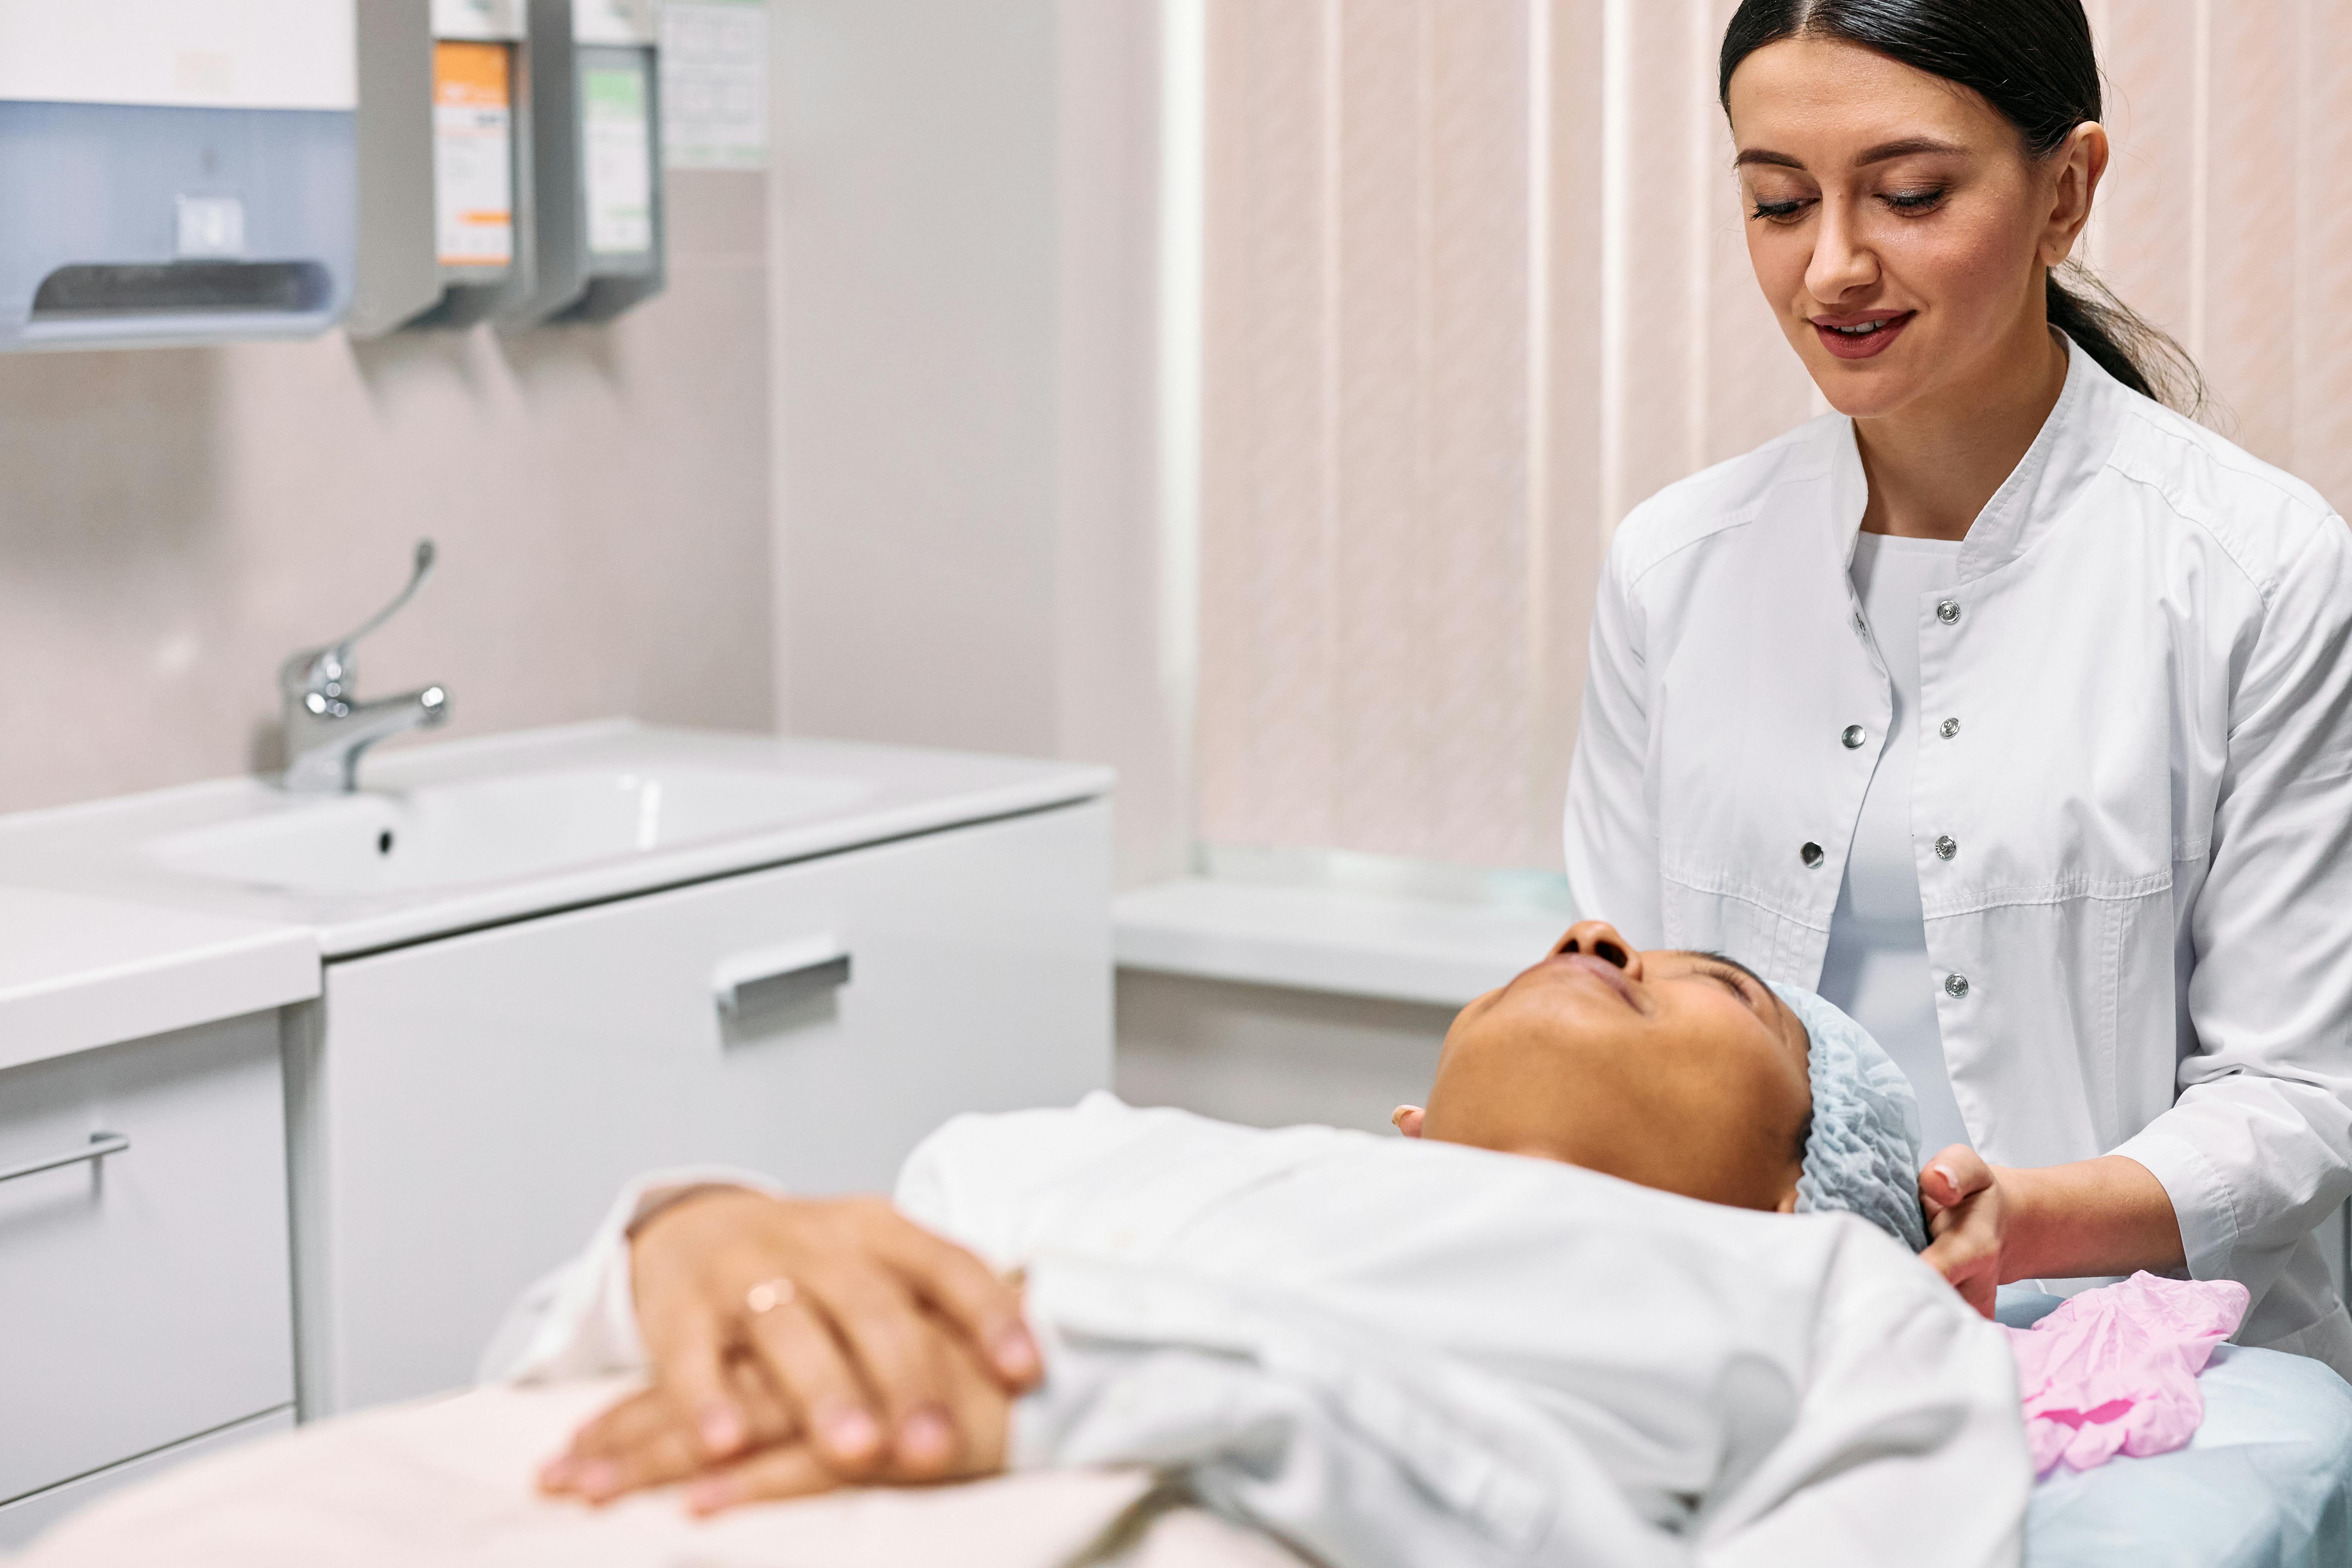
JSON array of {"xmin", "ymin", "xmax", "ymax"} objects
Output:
[{"xmin": 495, "ymin": 1096, "xmax": 2034, "ymax": 1568}]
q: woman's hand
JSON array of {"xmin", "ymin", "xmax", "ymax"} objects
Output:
[
  {"xmin": 620, "ymin": 1189, "xmax": 1039, "ymax": 1480},
  {"xmin": 1919, "ymin": 1146, "xmax": 2009, "ymax": 1316},
  {"xmin": 541, "ymin": 1306, "xmax": 1014, "ymax": 1514}
]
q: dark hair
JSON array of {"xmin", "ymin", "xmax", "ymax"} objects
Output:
[{"xmin": 1719, "ymin": 0, "xmax": 2204, "ymax": 413}]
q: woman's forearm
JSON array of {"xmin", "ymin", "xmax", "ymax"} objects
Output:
[{"xmin": 2000, "ymin": 1155, "xmax": 2186, "ymax": 1281}]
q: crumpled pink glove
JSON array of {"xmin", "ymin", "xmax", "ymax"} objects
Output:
[{"xmin": 2001, "ymin": 1271, "xmax": 2251, "ymax": 1477}]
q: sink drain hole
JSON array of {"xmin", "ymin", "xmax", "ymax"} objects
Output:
[{"xmin": 377, "ymin": 830, "xmax": 394, "ymax": 856}]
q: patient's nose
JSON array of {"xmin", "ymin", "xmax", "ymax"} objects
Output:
[{"xmin": 1554, "ymin": 920, "xmax": 1640, "ymax": 975}]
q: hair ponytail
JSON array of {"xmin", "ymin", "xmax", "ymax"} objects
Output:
[
  {"xmin": 1721, "ymin": 0, "xmax": 2206, "ymax": 416},
  {"xmin": 2045, "ymin": 264, "xmax": 2203, "ymax": 413}
]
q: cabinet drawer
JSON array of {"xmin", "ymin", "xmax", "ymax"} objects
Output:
[
  {"xmin": 0, "ymin": 1015, "xmax": 294, "ymax": 1504},
  {"xmin": 299, "ymin": 800, "xmax": 1112, "ymax": 1414}
]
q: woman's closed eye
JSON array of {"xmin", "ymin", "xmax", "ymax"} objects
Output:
[
  {"xmin": 1882, "ymin": 186, "xmax": 1946, "ymax": 214},
  {"xmin": 1688, "ymin": 966, "xmax": 1759, "ymax": 1010}
]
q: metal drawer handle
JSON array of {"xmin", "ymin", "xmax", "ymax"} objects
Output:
[
  {"xmin": 0, "ymin": 1132, "xmax": 130, "ymax": 1187},
  {"xmin": 715, "ymin": 936, "xmax": 851, "ymax": 1016}
]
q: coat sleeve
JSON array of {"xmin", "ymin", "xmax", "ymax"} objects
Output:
[
  {"xmin": 1563, "ymin": 522, "xmax": 1664, "ymax": 949},
  {"xmin": 474, "ymin": 1166, "xmax": 790, "ymax": 1383},
  {"xmin": 2114, "ymin": 515, "xmax": 2352, "ymax": 1298}
]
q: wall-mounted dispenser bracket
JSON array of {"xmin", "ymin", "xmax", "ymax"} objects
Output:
[
  {"xmin": 503, "ymin": 0, "xmax": 666, "ymax": 328},
  {"xmin": 0, "ymin": 0, "xmax": 358, "ymax": 352},
  {"xmin": 351, "ymin": 0, "xmax": 536, "ymax": 336}
]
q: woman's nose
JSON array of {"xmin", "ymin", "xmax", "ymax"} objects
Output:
[
  {"xmin": 1553, "ymin": 920, "xmax": 1640, "ymax": 976},
  {"xmin": 1804, "ymin": 198, "xmax": 1880, "ymax": 303}
]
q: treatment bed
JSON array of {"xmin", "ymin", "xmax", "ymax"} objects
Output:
[{"xmin": 17, "ymin": 1296, "xmax": 2351, "ymax": 1568}]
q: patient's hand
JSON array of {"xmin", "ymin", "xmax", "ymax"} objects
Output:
[
  {"xmin": 622, "ymin": 1190, "xmax": 1037, "ymax": 1480},
  {"xmin": 541, "ymin": 1309, "xmax": 1013, "ymax": 1514},
  {"xmin": 1921, "ymin": 1147, "xmax": 2007, "ymax": 1316}
]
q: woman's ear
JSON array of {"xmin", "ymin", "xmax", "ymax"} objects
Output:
[
  {"xmin": 2041, "ymin": 120, "xmax": 2110, "ymax": 269},
  {"xmin": 1390, "ymin": 1106, "xmax": 1426, "ymax": 1139}
]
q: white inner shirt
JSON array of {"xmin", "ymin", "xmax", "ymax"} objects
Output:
[{"xmin": 1817, "ymin": 531, "xmax": 1973, "ymax": 1156}]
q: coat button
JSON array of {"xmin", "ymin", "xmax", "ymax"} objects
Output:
[
  {"xmin": 1801, "ymin": 841, "xmax": 1825, "ymax": 868},
  {"xmin": 1939, "ymin": 717, "xmax": 1960, "ymax": 739},
  {"xmin": 1934, "ymin": 835, "xmax": 1958, "ymax": 860},
  {"xmin": 1936, "ymin": 599, "xmax": 1962, "ymax": 625},
  {"xmin": 1841, "ymin": 724, "xmax": 1866, "ymax": 749},
  {"xmin": 1945, "ymin": 972, "xmax": 1970, "ymax": 998}
]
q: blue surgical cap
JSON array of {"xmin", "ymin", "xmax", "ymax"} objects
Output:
[{"xmin": 1769, "ymin": 983, "xmax": 1929, "ymax": 1252}]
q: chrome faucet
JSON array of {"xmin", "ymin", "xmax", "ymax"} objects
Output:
[{"xmin": 279, "ymin": 540, "xmax": 451, "ymax": 793}]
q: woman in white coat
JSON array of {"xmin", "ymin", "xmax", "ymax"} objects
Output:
[{"xmin": 1566, "ymin": 0, "xmax": 2352, "ymax": 1371}]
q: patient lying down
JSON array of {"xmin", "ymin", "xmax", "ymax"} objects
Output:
[{"xmin": 484, "ymin": 920, "xmax": 2021, "ymax": 1568}]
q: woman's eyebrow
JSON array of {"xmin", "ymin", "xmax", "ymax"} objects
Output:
[
  {"xmin": 1734, "ymin": 137, "xmax": 1966, "ymax": 173},
  {"xmin": 1855, "ymin": 135, "xmax": 1967, "ymax": 165}
]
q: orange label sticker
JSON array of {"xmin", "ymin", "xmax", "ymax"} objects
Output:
[
  {"xmin": 433, "ymin": 41, "xmax": 515, "ymax": 267},
  {"xmin": 433, "ymin": 39, "xmax": 511, "ymax": 110}
]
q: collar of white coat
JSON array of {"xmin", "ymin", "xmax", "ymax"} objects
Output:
[{"xmin": 1826, "ymin": 331, "xmax": 2129, "ymax": 583}]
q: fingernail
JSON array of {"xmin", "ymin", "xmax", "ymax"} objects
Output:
[
  {"xmin": 991, "ymin": 1326, "xmax": 1040, "ymax": 1380},
  {"xmin": 899, "ymin": 1405, "xmax": 954, "ymax": 1466},
  {"xmin": 822, "ymin": 1407, "xmax": 881, "ymax": 1460},
  {"xmin": 699, "ymin": 1406, "xmax": 744, "ymax": 1456},
  {"xmin": 1929, "ymin": 1164, "xmax": 1956, "ymax": 1187},
  {"xmin": 687, "ymin": 1477, "xmax": 735, "ymax": 1514},
  {"xmin": 578, "ymin": 1461, "xmax": 622, "ymax": 1500}
]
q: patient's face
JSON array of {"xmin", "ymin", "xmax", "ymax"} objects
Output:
[{"xmin": 1415, "ymin": 921, "xmax": 1812, "ymax": 1213}]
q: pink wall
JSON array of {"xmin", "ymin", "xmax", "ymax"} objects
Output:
[
  {"xmin": 1194, "ymin": 0, "xmax": 2352, "ymax": 874},
  {"xmin": 0, "ymin": 173, "xmax": 773, "ymax": 815}
]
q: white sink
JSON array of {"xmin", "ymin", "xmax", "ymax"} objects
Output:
[
  {"xmin": 145, "ymin": 766, "xmax": 871, "ymax": 895},
  {"xmin": 0, "ymin": 722, "xmax": 1115, "ymax": 956}
]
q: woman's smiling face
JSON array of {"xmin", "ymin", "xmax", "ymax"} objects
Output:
[{"xmin": 1725, "ymin": 36, "xmax": 2100, "ymax": 421}]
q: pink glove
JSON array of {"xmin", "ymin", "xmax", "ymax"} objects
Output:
[{"xmin": 2001, "ymin": 1271, "xmax": 2250, "ymax": 1477}]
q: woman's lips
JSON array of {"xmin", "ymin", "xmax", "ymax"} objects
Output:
[
  {"xmin": 1812, "ymin": 311, "xmax": 1915, "ymax": 361},
  {"xmin": 1548, "ymin": 952, "xmax": 1642, "ymax": 1010}
]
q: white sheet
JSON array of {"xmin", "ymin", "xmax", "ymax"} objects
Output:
[{"xmin": 495, "ymin": 1095, "xmax": 2033, "ymax": 1568}]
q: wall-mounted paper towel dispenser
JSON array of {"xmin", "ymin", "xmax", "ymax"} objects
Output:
[
  {"xmin": 505, "ymin": 0, "xmax": 666, "ymax": 327},
  {"xmin": 351, "ymin": 0, "xmax": 538, "ymax": 336},
  {"xmin": 0, "ymin": 0, "xmax": 358, "ymax": 351}
]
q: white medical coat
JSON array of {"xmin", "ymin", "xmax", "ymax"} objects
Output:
[
  {"xmin": 489, "ymin": 1097, "xmax": 2029, "ymax": 1568},
  {"xmin": 1564, "ymin": 337, "xmax": 2352, "ymax": 1368}
]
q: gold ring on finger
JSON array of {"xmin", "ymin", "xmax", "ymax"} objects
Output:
[{"xmin": 745, "ymin": 1277, "xmax": 797, "ymax": 1316}]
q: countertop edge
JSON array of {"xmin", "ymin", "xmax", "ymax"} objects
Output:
[{"xmin": 0, "ymin": 926, "xmax": 321, "ymax": 1075}]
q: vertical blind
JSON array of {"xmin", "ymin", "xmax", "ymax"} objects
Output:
[{"xmin": 1191, "ymin": 0, "xmax": 2352, "ymax": 875}]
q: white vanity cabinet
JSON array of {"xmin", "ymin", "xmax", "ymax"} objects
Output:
[
  {"xmin": 290, "ymin": 798, "xmax": 1112, "ymax": 1416},
  {"xmin": 0, "ymin": 1014, "xmax": 297, "ymax": 1544}
]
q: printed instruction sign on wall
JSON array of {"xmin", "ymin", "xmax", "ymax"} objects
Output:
[
  {"xmin": 661, "ymin": 0, "xmax": 766, "ymax": 170},
  {"xmin": 433, "ymin": 39, "xmax": 515, "ymax": 267},
  {"xmin": 582, "ymin": 56, "xmax": 655, "ymax": 256}
]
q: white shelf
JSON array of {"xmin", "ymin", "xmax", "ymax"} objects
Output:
[{"xmin": 1114, "ymin": 878, "xmax": 1570, "ymax": 1009}]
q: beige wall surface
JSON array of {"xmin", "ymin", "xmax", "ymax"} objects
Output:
[
  {"xmin": 1193, "ymin": 0, "xmax": 2352, "ymax": 876},
  {"xmin": 0, "ymin": 171, "xmax": 773, "ymax": 816},
  {"xmin": 767, "ymin": 0, "xmax": 1190, "ymax": 888}
]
